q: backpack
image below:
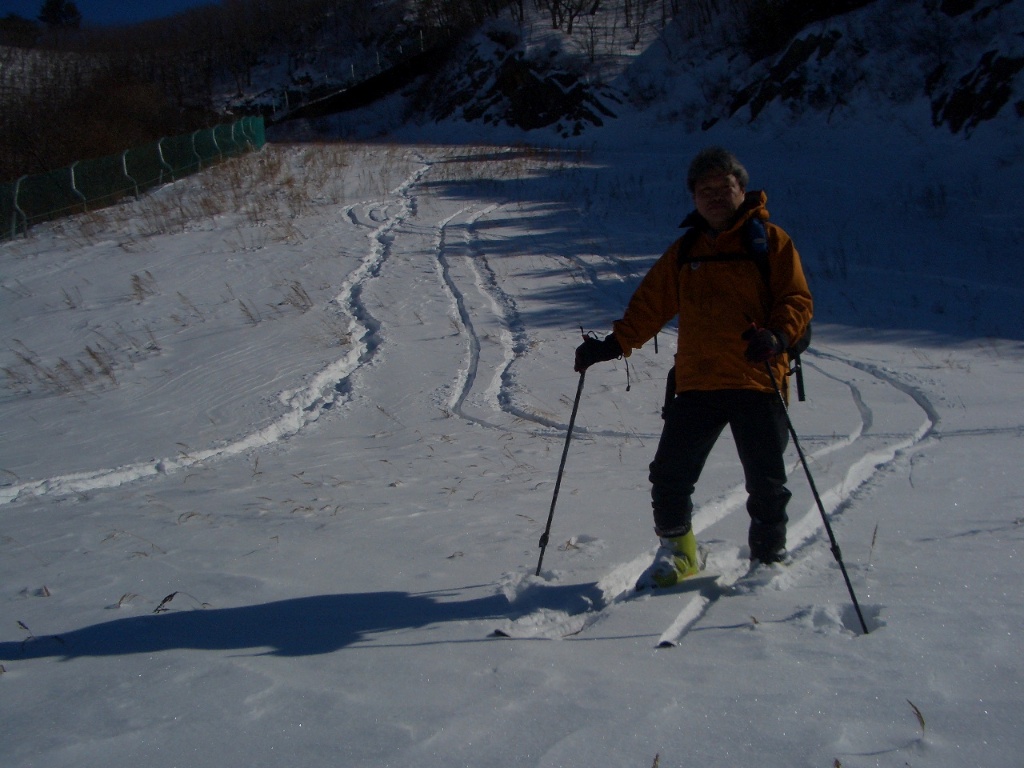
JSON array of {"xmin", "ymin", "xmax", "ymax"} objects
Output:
[{"xmin": 661, "ymin": 216, "xmax": 810, "ymax": 417}]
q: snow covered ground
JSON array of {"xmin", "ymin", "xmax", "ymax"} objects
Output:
[{"xmin": 3, "ymin": 55, "xmax": 1024, "ymax": 768}]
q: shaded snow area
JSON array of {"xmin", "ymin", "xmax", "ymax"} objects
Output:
[{"xmin": 3, "ymin": 19, "xmax": 1024, "ymax": 767}]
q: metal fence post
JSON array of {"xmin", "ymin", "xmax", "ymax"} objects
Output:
[
  {"xmin": 12, "ymin": 175, "xmax": 28, "ymax": 238},
  {"xmin": 69, "ymin": 161, "xmax": 88, "ymax": 211},
  {"xmin": 209, "ymin": 126, "xmax": 221, "ymax": 160},
  {"xmin": 157, "ymin": 138, "xmax": 174, "ymax": 182},
  {"xmin": 191, "ymin": 131, "xmax": 202, "ymax": 170},
  {"xmin": 121, "ymin": 150, "xmax": 139, "ymax": 198}
]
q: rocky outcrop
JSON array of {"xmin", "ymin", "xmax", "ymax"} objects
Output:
[
  {"xmin": 705, "ymin": 0, "xmax": 1021, "ymax": 136},
  {"xmin": 427, "ymin": 30, "xmax": 620, "ymax": 137},
  {"xmin": 930, "ymin": 51, "xmax": 1024, "ymax": 135},
  {"xmin": 723, "ymin": 30, "xmax": 846, "ymax": 125}
]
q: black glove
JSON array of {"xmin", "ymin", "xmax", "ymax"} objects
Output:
[
  {"xmin": 743, "ymin": 326, "xmax": 785, "ymax": 363},
  {"xmin": 574, "ymin": 333, "xmax": 622, "ymax": 372}
]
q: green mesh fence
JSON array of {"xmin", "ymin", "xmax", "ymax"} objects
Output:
[{"xmin": 2, "ymin": 116, "xmax": 265, "ymax": 240}]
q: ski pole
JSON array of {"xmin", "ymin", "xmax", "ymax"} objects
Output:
[
  {"xmin": 765, "ymin": 361, "xmax": 870, "ymax": 634},
  {"xmin": 535, "ymin": 369, "xmax": 586, "ymax": 576}
]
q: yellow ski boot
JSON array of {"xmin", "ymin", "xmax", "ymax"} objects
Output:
[{"xmin": 640, "ymin": 530, "xmax": 702, "ymax": 589}]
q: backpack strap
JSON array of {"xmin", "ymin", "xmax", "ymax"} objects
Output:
[{"xmin": 676, "ymin": 217, "xmax": 770, "ymax": 283}]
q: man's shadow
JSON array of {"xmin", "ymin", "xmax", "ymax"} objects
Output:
[{"xmin": 1, "ymin": 582, "xmax": 602, "ymax": 660}]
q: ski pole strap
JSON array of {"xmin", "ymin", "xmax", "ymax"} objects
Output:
[{"xmin": 791, "ymin": 352, "xmax": 805, "ymax": 402}]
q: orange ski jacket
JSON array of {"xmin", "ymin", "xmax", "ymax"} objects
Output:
[{"xmin": 612, "ymin": 191, "xmax": 813, "ymax": 398}]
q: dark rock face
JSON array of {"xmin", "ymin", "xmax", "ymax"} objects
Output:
[
  {"xmin": 477, "ymin": 54, "xmax": 618, "ymax": 135},
  {"xmin": 708, "ymin": 0, "xmax": 1021, "ymax": 137},
  {"xmin": 724, "ymin": 31, "xmax": 846, "ymax": 125},
  {"xmin": 428, "ymin": 32, "xmax": 620, "ymax": 137},
  {"xmin": 930, "ymin": 51, "xmax": 1024, "ymax": 135}
]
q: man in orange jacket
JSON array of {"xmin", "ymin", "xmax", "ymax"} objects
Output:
[{"xmin": 575, "ymin": 147, "xmax": 813, "ymax": 587}]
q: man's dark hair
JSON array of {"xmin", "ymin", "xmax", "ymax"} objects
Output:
[{"xmin": 686, "ymin": 147, "xmax": 749, "ymax": 193}]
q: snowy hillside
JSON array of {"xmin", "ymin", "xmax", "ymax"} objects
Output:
[{"xmin": 2, "ymin": 1, "xmax": 1024, "ymax": 767}]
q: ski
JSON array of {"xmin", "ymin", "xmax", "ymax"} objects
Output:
[
  {"xmin": 655, "ymin": 559, "xmax": 791, "ymax": 647},
  {"xmin": 487, "ymin": 574, "xmax": 717, "ymax": 642},
  {"xmin": 488, "ymin": 547, "xmax": 790, "ymax": 645},
  {"xmin": 654, "ymin": 563, "xmax": 755, "ymax": 647},
  {"xmin": 488, "ymin": 548, "xmax": 724, "ymax": 642}
]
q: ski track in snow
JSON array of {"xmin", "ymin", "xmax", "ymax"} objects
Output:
[
  {"xmin": 0, "ymin": 147, "xmax": 946, "ymax": 649},
  {"xmin": 0, "ymin": 151, "xmax": 569, "ymax": 506},
  {"xmin": 435, "ymin": 201, "xmax": 562, "ymax": 430},
  {"xmin": 1, "ymin": 158, "xmax": 428, "ymax": 506}
]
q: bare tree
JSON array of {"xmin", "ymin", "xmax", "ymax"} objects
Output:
[
  {"xmin": 623, "ymin": 0, "xmax": 657, "ymax": 48},
  {"xmin": 38, "ymin": 0, "xmax": 82, "ymax": 30},
  {"xmin": 536, "ymin": 0, "xmax": 591, "ymax": 34}
]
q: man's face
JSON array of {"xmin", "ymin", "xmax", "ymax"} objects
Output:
[{"xmin": 692, "ymin": 172, "xmax": 746, "ymax": 230}]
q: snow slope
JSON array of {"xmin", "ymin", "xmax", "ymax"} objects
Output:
[{"xmin": 3, "ymin": 6, "xmax": 1024, "ymax": 767}]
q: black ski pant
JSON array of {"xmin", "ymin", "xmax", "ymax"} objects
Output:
[{"xmin": 650, "ymin": 389, "xmax": 791, "ymax": 559}]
